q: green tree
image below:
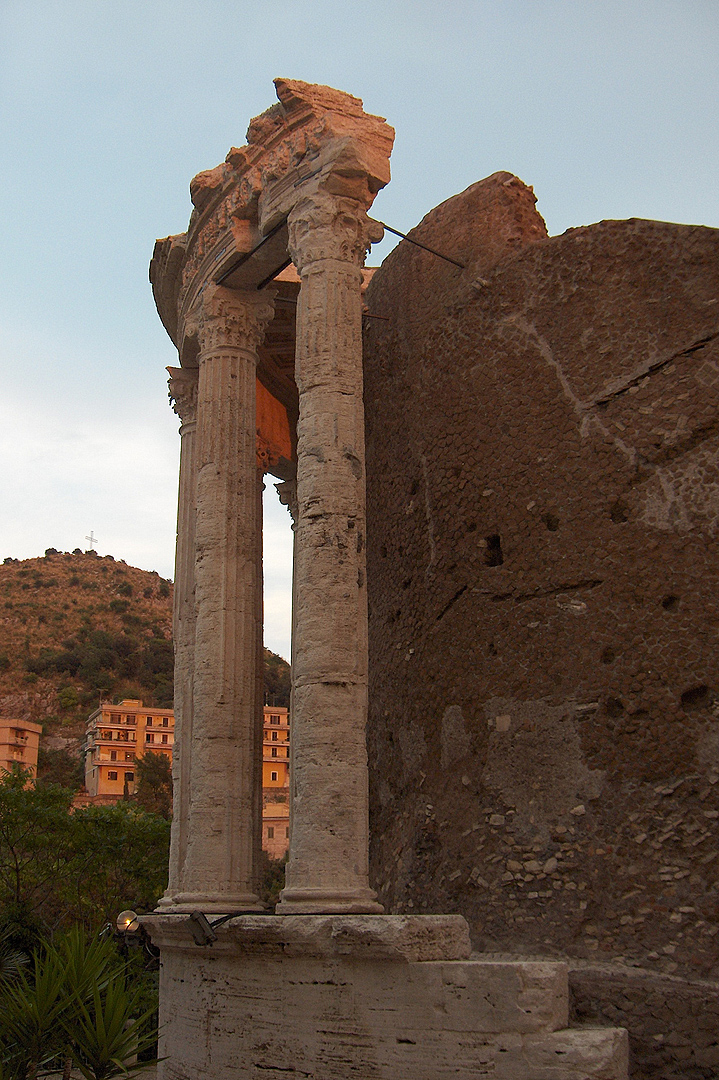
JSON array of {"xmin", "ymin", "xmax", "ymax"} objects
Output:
[
  {"xmin": 0, "ymin": 771, "xmax": 170, "ymax": 936},
  {"xmin": 263, "ymin": 648, "xmax": 290, "ymax": 708},
  {"xmin": 0, "ymin": 770, "xmax": 80, "ymax": 936},
  {"xmin": 134, "ymin": 752, "xmax": 173, "ymax": 820}
]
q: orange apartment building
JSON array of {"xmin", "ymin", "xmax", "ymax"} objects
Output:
[
  {"xmin": 83, "ymin": 698, "xmax": 289, "ymax": 855},
  {"xmin": 84, "ymin": 698, "xmax": 174, "ymax": 799},
  {"xmin": 0, "ymin": 718, "xmax": 42, "ymax": 779},
  {"xmin": 263, "ymin": 704, "xmax": 290, "ymax": 859}
]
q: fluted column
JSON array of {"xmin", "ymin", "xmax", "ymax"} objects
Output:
[
  {"xmin": 276, "ymin": 192, "xmax": 383, "ymax": 914},
  {"xmin": 172, "ymin": 284, "xmax": 274, "ymax": 912},
  {"xmin": 158, "ymin": 367, "xmax": 198, "ymax": 908},
  {"xmin": 253, "ymin": 465, "xmax": 265, "ymax": 895}
]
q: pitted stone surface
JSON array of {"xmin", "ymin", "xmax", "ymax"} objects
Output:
[{"xmin": 364, "ymin": 189, "xmax": 719, "ymax": 975}]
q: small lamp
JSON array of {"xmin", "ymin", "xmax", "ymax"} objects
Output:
[{"xmin": 116, "ymin": 909, "xmax": 140, "ymax": 933}]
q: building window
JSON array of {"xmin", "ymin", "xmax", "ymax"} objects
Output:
[
  {"xmin": 108, "ymin": 771, "xmax": 118, "ymax": 781},
  {"xmin": 272, "ymin": 731, "xmax": 278, "ymax": 741},
  {"xmin": 271, "ymin": 748, "xmax": 277, "ymax": 757},
  {"xmin": 267, "ymin": 827, "xmax": 274, "ymax": 839},
  {"xmin": 110, "ymin": 751, "xmax": 117, "ymax": 761},
  {"xmin": 285, "ymin": 827, "xmax": 290, "ymax": 838},
  {"xmin": 146, "ymin": 732, "xmax": 154, "ymax": 743},
  {"xmin": 162, "ymin": 717, "xmax": 169, "ymax": 727},
  {"xmin": 126, "ymin": 715, "xmax": 136, "ymax": 724},
  {"xmin": 162, "ymin": 734, "xmax": 168, "ymax": 744},
  {"xmin": 271, "ymin": 771, "xmax": 278, "ymax": 782},
  {"xmin": 286, "ymin": 748, "xmax": 290, "ymax": 757},
  {"xmin": 271, "ymin": 715, "xmax": 280, "ymax": 725},
  {"xmin": 125, "ymin": 772, "xmax": 134, "ymax": 782}
]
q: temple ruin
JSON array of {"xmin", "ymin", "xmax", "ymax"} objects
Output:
[{"xmin": 144, "ymin": 79, "xmax": 644, "ymax": 1078}]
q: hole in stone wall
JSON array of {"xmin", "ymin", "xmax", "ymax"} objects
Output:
[
  {"xmin": 662, "ymin": 595, "xmax": 679, "ymax": 611},
  {"xmin": 402, "ymin": 578, "xmax": 413, "ymax": 590},
  {"xmin": 484, "ymin": 534, "xmax": 504, "ymax": 567},
  {"xmin": 487, "ymin": 642, "xmax": 498, "ymax": 656},
  {"xmin": 605, "ymin": 697, "xmax": 624, "ymax": 718},
  {"xmin": 610, "ymin": 501, "xmax": 629, "ymax": 523},
  {"xmin": 542, "ymin": 512, "xmax": 560, "ymax": 532},
  {"xmin": 410, "ymin": 480, "xmax": 419, "ymax": 497},
  {"xmin": 680, "ymin": 685, "xmax": 710, "ymax": 711},
  {"xmin": 381, "ymin": 545, "xmax": 388, "ymax": 559},
  {"xmin": 601, "ymin": 647, "xmax": 616, "ymax": 664}
]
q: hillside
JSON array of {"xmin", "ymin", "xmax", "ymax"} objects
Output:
[{"xmin": 0, "ymin": 550, "xmax": 290, "ymax": 785}]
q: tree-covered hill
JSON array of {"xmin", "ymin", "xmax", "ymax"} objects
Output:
[{"xmin": 0, "ymin": 550, "xmax": 290, "ymax": 786}]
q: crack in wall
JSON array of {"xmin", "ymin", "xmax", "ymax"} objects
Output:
[
  {"xmin": 490, "ymin": 578, "xmax": 604, "ymax": 604},
  {"xmin": 436, "ymin": 584, "xmax": 468, "ymax": 621},
  {"xmin": 589, "ymin": 329, "xmax": 719, "ymax": 410}
]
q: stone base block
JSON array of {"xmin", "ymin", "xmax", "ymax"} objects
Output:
[{"xmin": 143, "ymin": 914, "xmax": 627, "ymax": 1080}]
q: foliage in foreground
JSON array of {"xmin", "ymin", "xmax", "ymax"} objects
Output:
[
  {"xmin": 0, "ymin": 927, "xmax": 157, "ymax": 1080},
  {"xmin": 0, "ymin": 770, "xmax": 170, "ymax": 941}
]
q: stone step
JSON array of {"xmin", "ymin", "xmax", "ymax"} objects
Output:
[{"xmin": 147, "ymin": 915, "xmax": 628, "ymax": 1080}]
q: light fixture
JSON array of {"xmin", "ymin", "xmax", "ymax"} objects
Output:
[{"xmin": 116, "ymin": 909, "xmax": 140, "ymax": 933}]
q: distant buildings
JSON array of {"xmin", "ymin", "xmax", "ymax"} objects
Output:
[
  {"xmin": 0, "ymin": 718, "xmax": 42, "ymax": 779},
  {"xmin": 82, "ymin": 698, "xmax": 290, "ymax": 859},
  {"xmin": 83, "ymin": 698, "xmax": 174, "ymax": 798},
  {"xmin": 263, "ymin": 705, "xmax": 289, "ymax": 858}
]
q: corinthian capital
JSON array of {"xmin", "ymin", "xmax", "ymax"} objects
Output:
[
  {"xmin": 167, "ymin": 366, "xmax": 198, "ymax": 424},
  {"xmin": 197, "ymin": 285, "xmax": 275, "ymax": 356},
  {"xmin": 288, "ymin": 192, "xmax": 384, "ymax": 275}
]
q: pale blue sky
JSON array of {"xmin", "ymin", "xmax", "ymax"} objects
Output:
[{"xmin": 1, "ymin": 0, "xmax": 718, "ymax": 659}]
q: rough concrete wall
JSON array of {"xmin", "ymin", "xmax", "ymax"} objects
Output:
[{"xmin": 363, "ymin": 176, "xmax": 719, "ymax": 1063}]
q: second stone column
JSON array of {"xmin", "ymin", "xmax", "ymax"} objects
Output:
[
  {"xmin": 178, "ymin": 284, "xmax": 274, "ymax": 912},
  {"xmin": 277, "ymin": 192, "xmax": 383, "ymax": 914}
]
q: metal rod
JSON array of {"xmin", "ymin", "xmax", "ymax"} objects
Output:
[
  {"xmin": 256, "ymin": 257, "xmax": 293, "ymax": 290},
  {"xmin": 215, "ymin": 217, "xmax": 288, "ymax": 285},
  {"xmin": 379, "ymin": 223, "xmax": 466, "ymax": 270}
]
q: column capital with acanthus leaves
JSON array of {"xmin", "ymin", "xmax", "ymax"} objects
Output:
[
  {"xmin": 287, "ymin": 192, "xmax": 384, "ymax": 276},
  {"xmin": 196, "ymin": 284, "xmax": 276, "ymax": 357}
]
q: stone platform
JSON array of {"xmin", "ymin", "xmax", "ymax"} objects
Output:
[{"xmin": 143, "ymin": 914, "xmax": 628, "ymax": 1080}]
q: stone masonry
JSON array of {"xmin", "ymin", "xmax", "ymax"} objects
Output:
[{"xmin": 363, "ymin": 173, "xmax": 719, "ymax": 1078}]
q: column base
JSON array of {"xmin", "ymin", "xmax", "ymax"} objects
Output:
[
  {"xmin": 156, "ymin": 890, "xmax": 264, "ymax": 915},
  {"xmin": 143, "ymin": 913, "xmax": 628, "ymax": 1080},
  {"xmin": 275, "ymin": 887, "xmax": 384, "ymax": 915}
]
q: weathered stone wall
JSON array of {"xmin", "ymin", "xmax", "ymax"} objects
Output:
[
  {"xmin": 363, "ymin": 174, "xmax": 719, "ymax": 1075},
  {"xmin": 569, "ymin": 965, "xmax": 719, "ymax": 1078}
]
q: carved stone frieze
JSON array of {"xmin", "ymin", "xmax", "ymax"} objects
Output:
[
  {"xmin": 167, "ymin": 366, "xmax": 198, "ymax": 425},
  {"xmin": 197, "ymin": 285, "xmax": 275, "ymax": 357}
]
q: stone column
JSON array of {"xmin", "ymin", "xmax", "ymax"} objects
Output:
[
  {"xmin": 253, "ymin": 465, "xmax": 265, "ymax": 895},
  {"xmin": 172, "ymin": 284, "xmax": 274, "ymax": 912},
  {"xmin": 158, "ymin": 366, "xmax": 198, "ymax": 908},
  {"xmin": 276, "ymin": 192, "xmax": 383, "ymax": 913}
]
